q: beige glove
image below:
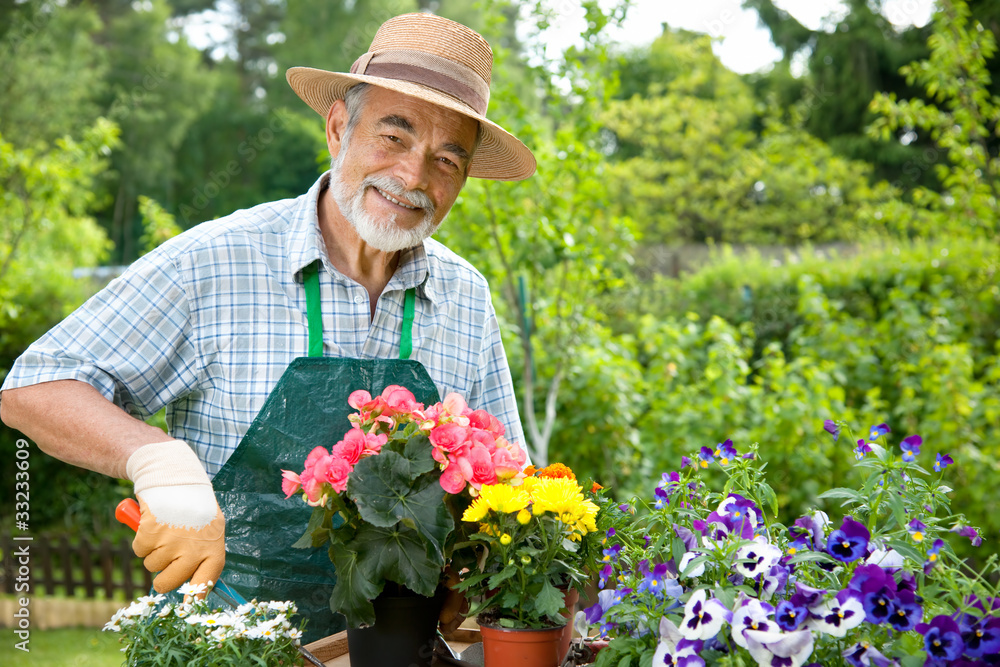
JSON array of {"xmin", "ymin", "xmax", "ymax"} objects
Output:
[{"xmin": 126, "ymin": 440, "xmax": 225, "ymax": 596}]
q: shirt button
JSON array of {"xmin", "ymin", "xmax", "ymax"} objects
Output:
[{"xmin": 354, "ymin": 296, "xmax": 364, "ymax": 304}]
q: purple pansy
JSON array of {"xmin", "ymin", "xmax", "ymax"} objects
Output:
[
  {"xmin": 744, "ymin": 628, "xmax": 815, "ymax": 667},
  {"xmin": 638, "ymin": 562, "xmax": 679, "ymax": 599},
  {"xmin": 869, "ymin": 423, "xmax": 891, "ymax": 441},
  {"xmin": 924, "ymin": 538, "xmax": 945, "ymax": 574},
  {"xmin": 598, "ymin": 563, "xmax": 613, "ymax": 588},
  {"xmin": 776, "ymin": 598, "xmax": 809, "ymax": 631},
  {"xmin": 958, "ymin": 614, "xmax": 1000, "ymax": 658},
  {"xmin": 854, "ymin": 439, "xmax": 872, "ymax": 460},
  {"xmin": 680, "ymin": 589, "xmax": 732, "ymax": 641},
  {"xmin": 806, "ymin": 589, "xmax": 866, "ymax": 637},
  {"xmin": 659, "ymin": 471, "xmax": 681, "ymax": 491},
  {"xmin": 681, "ymin": 455, "xmax": 693, "ymax": 469},
  {"xmin": 654, "ymin": 485, "xmax": 670, "ymax": 510},
  {"xmin": 952, "ymin": 525, "xmax": 983, "ymax": 547},
  {"xmin": 843, "ymin": 642, "xmax": 894, "ymax": 667},
  {"xmin": 731, "ymin": 596, "xmax": 777, "ymax": 648},
  {"xmin": 653, "ymin": 617, "xmax": 705, "ymax": 667},
  {"xmin": 698, "ymin": 446, "xmax": 715, "ymax": 468},
  {"xmin": 900, "ymin": 435, "xmax": 922, "ymax": 462},
  {"xmin": 907, "ymin": 518, "xmax": 928, "ymax": 542},
  {"xmin": 916, "ymin": 615, "xmax": 965, "ymax": 663},
  {"xmin": 826, "ymin": 516, "xmax": 871, "ymax": 563},
  {"xmin": 934, "ymin": 452, "xmax": 954, "ymax": 471},
  {"xmin": 823, "ymin": 420, "xmax": 841, "ymax": 442},
  {"xmin": 762, "ymin": 564, "xmax": 790, "ymax": 599},
  {"xmin": 886, "ymin": 589, "xmax": 922, "ymax": 632},
  {"xmin": 735, "ymin": 542, "xmax": 782, "ymax": 579},
  {"xmin": 715, "ymin": 438, "xmax": 738, "ymax": 464}
]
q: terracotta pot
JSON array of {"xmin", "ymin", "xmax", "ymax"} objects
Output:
[
  {"xmin": 558, "ymin": 587, "xmax": 580, "ymax": 662},
  {"xmin": 480, "ymin": 622, "xmax": 566, "ymax": 667},
  {"xmin": 346, "ymin": 587, "xmax": 445, "ymax": 667}
]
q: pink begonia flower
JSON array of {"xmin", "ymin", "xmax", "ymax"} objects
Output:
[
  {"xmin": 430, "ymin": 423, "xmax": 471, "ymax": 453},
  {"xmin": 304, "ymin": 445, "xmax": 330, "ymax": 470},
  {"xmin": 470, "ymin": 429, "xmax": 497, "ymax": 452},
  {"xmin": 439, "ymin": 462, "xmax": 467, "ymax": 494},
  {"xmin": 280, "ymin": 470, "xmax": 301, "ymax": 498},
  {"xmin": 466, "ymin": 444, "xmax": 498, "ymax": 489},
  {"xmin": 381, "ymin": 385, "xmax": 421, "ymax": 415},
  {"xmin": 362, "ymin": 431, "xmax": 387, "ymax": 455},
  {"xmin": 468, "ymin": 410, "xmax": 505, "ymax": 437},
  {"xmin": 492, "ymin": 448, "xmax": 520, "ymax": 480},
  {"xmin": 348, "ymin": 390, "xmax": 373, "ymax": 410},
  {"xmin": 314, "ymin": 454, "xmax": 352, "ymax": 494},
  {"xmin": 442, "ymin": 392, "xmax": 469, "ymax": 416},
  {"xmin": 333, "ymin": 429, "xmax": 366, "ymax": 465}
]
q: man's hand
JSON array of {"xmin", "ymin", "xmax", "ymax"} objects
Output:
[
  {"xmin": 127, "ymin": 440, "xmax": 225, "ymax": 596},
  {"xmin": 438, "ymin": 567, "xmax": 470, "ymax": 635}
]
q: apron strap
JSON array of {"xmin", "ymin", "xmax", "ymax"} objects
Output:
[
  {"xmin": 303, "ymin": 261, "xmax": 418, "ymax": 361},
  {"xmin": 303, "ymin": 262, "xmax": 324, "ymax": 358},
  {"xmin": 400, "ymin": 287, "xmax": 415, "ymax": 360}
]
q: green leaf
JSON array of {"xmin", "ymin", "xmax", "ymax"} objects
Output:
[
  {"xmin": 817, "ymin": 488, "xmax": 865, "ymax": 503},
  {"xmin": 535, "ymin": 580, "xmax": 565, "ymax": 619},
  {"xmin": 757, "ymin": 481, "xmax": 779, "ymax": 518},
  {"xmin": 788, "ymin": 551, "xmax": 837, "ymax": 566},
  {"xmin": 714, "ymin": 586, "xmax": 736, "ymax": 610},
  {"xmin": 348, "ymin": 450, "xmax": 454, "ymax": 558},
  {"xmin": 327, "ymin": 545, "xmax": 382, "ymax": 628},
  {"xmin": 488, "ymin": 564, "xmax": 518, "ymax": 589},
  {"xmin": 886, "ymin": 538, "xmax": 924, "ymax": 565},
  {"xmin": 351, "ymin": 523, "xmax": 445, "ymax": 597},
  {"xmin": 291, "ymin": 505, "xmax": 327, "ymax": 549},
  {"xmin": 402, "ymin": 434, "xmax": 437, "ymax": 476}
]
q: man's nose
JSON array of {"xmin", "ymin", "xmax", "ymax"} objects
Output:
[{"xmin": 392, "ymin": 149, "xmax": 432, "ymax": 193}]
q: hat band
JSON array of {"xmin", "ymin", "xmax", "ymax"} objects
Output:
[{"xmin": 351, "ymin": 48, "xmax": 489, "ymax": 116}]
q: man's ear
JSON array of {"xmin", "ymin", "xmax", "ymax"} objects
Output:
[{"xmin": 326, "ymin": 100, "xmax": 350, "ymax": 160}]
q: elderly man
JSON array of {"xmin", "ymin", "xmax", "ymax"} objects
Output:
[{"xmin": 0, "ymin": 13, "xmax": 533, "ymax": 641}]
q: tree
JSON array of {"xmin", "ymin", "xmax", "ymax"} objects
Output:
[
  {"xmin": 869, "ymin": 0, "xmax": 1000, "ymax": 237},
  {"xmin": 438, "ymin": 0, "xmax": 637, "ymax": 468},
  {"xmin": 604, "ymin": 27, "xmax": 898, "ymax": 245}
]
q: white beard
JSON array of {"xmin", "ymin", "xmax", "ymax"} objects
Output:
[{"xmin": 329, "ymin": 152, "xmax": 444, "ymax": 252}]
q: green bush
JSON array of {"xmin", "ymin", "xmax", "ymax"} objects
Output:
[{"xmin": 550, "ymin": 237, "xmax": 1000, "ymax": 558}]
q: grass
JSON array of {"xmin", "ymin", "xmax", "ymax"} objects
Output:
[{"xmin": 0, "ymin": 627, "xmax": 124, "ymax": 666}]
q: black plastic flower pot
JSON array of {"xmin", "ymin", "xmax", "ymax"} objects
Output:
[{"xmin": 346, "ymin": 586, "xmax": 446, "ymax": 667}]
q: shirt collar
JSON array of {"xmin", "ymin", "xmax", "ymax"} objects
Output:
[{"xmin": 286, "ymin": 171, "xmax": 438, "ymax": 304}]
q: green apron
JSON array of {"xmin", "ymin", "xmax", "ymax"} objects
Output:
[{"xmin": 211, "ymin": 261, "xmax": 441, "ymax": 644}]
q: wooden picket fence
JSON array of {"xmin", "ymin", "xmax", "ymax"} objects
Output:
[{"xmin": 0, "ymin": 533, "xmax": 152, "ymax": 600}]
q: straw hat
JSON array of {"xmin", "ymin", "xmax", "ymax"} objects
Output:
[{"xmin": 286, "ymin": 13, "xmax": 536, "ymax": 181}]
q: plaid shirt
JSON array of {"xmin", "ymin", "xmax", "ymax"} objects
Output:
[{"xmin": 2, "ymin": 173, "xmax": 524, "ymax": 476}]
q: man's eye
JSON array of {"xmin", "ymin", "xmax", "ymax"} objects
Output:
[
  {"xmin": 385, "ymin": 135, "xmax": 401, "ymax": 143},
  {"xmin": 439, "ymin": 157, "xmax": 458, "ymax": 168}
]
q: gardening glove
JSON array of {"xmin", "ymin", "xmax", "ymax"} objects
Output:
[
  {"xmin": 126, "ymin": 440, "xmax": 225, "ymax": 597},
  {"xmin": 439, "ymin": 567, "xmax": 470, "ymax": 635}
]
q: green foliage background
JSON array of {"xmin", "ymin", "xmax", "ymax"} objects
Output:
[{"xmin": 1, "ymin": 0, "xmax": 998, "ymax": 566}]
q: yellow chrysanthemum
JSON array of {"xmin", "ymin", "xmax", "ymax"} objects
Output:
[
  {"xmin": 477, "ymin": 483, "xmax": 531, "ymax": 515},
  {"xmin": 529, "ymin": 477, "xmax": 586, "ymax": 518},
  {"xmin": 462, "ymin": 497, "xmax": 490, "ymax": 523},
  {"xmin": 500, "ymin": 533, "xmax": 512, "ymax": 545},
  {"xmin": 516, "ymin": 509, "xmax": 532, "ymax": 525}
]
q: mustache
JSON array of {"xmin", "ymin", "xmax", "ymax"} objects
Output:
[{"xmin": 362, "ymin": 174, "xmax": 435, "ymax": 214}]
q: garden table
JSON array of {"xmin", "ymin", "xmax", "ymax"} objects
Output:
[{"xmin": 302, "ymin": 626, "xmax": 481, "ymax": 666}]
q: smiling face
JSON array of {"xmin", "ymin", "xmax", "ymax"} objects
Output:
[{"xmin": 326, "ymin": 85, "xmax": 480, "ymax": 252}]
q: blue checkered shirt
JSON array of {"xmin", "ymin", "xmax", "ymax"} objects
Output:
[{"xmin": 2, "ymin": 173, "xmax": 525, "ymax": 476}]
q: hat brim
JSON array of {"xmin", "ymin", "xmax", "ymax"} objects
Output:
[{"xmin": 287, "ymin": 67, "xmax": 536, "ymax": 181}]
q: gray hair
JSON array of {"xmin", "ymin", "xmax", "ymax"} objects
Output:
[{"xmin": 340, "ymin": 83, "xmax": 485, "ymax": 168}]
